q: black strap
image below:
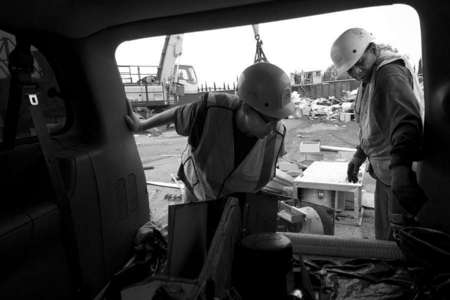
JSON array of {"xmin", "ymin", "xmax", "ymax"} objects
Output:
[
  {"xmin": 8, "ymin": 39, "xmax": 84, "ymax": 297},
  {"xmin": 187, "ymin": 92, "xmax": 208, "ymax": 149},
  {"xmin": 3, "ymin": 38, "xmax": 34, "ymax": 149}
]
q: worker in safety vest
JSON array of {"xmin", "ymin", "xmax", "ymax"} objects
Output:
[
  {"xmin": 330, "ymin": 28, "xmax": 427, "ymax": 240},
  {"xmin": 125, "ymin": 62, "xmax": 294, "ymax": 202}
]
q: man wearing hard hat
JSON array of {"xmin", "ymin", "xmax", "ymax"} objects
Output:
[
  {"xmin": 125, "ymin": 62, "xmax": 294, "ymax": 202},
  {"xmin": 330, "ymin": 28, "xmax": 426, "ymax": 240}
]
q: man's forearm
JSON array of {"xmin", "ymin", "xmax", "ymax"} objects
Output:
[
  {"xmin": 390, "ymin": 123, "xmax": 423, "ymax": 168},
  {"xmin": 140, "ymin": 107, "xmax": 178, "ymax": 131}
]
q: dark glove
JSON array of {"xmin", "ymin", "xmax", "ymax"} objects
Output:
[
  {"xmin": 347, "ymin": 154, "xmax": 365, "ymax": 183},
  {"xmin": 366, "ymin": 162, "xmax": 377, "ymax": 180},
  {"xmin": 391, "ymin": 165, "xmax": 427, "ymax": 217}
]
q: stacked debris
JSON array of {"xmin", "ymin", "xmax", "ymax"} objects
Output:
[
  {"xmin": 311, "ymin": 98, "xmax": 333, "ymax": 116},
  {"xmin": 341, "ymin": 102, "xmax": 354, "ymax": 113},
  {"xmin": 290, "ymin": 88, "xmax": 358, "ymax": 121},
  {"xmin": 297, "ymin": 98, "xmax": 312, "ymax": 117},
  {"xmin": 262, "ymin": 169, "xmax": 297, "ymax": 198},
  {"xmin": 313, "ymin": 98, "xmax": 345, "ymax": 120},
  {"xmin": 342, "ymin": 88, "xmax": 358, "ymax": 102}
]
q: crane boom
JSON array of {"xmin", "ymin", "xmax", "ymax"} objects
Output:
[{"xmin": 157, "ymin": 34, "xmax": 183, "ymax": 84}]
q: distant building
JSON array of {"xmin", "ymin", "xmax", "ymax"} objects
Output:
[{"xmin": 291, "ymin": 70, "xmax": 323, "ymax": 85}]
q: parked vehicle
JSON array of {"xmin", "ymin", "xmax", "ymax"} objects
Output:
[{"xmin": 118, "ymin": 35, "xmax": 198, "ymax": 113}]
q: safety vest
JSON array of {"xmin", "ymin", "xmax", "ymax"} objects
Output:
[
  {"xmin": 178, "ymin": 93, "xmax": 285, "ymax": 201},
  {"xmin": 355, "ymin": 50, "xmax": 425, "ymax": 185}
]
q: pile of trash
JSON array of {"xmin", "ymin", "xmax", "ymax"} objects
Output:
[{"xmin": 290, "ymin": 90, "xmax": 357, "ymax": 121}]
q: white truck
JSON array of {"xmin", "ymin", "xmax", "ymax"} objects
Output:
[{"xmin": 119, "ymin": 34, "xmax": 198, "ymax": 113}]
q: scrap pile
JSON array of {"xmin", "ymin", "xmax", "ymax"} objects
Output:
[{"xmin": 290, "ymin": 89, "xmax": 357, "ymax": 121}]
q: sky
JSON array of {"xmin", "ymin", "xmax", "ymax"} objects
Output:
[{"xmin": 115, "ymin": 4, "xmax": 421, "ymax": 86}]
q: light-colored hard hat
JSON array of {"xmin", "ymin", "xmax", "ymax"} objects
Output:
[
  {"xmin": 238, "ymin": 62, "xmax": 294, "ymax": 119},
  {"xmin": 330, "ymin": 28, "xmax": 375, "ymax": 75}
]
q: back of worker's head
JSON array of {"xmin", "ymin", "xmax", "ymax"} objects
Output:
[
  {"xmin": 237, "ymin": 62, "xmax": 294, "ymax": 120},
  {"xmin": 330, "ymin": 28, "xmax": 375, "ymax": 76}
]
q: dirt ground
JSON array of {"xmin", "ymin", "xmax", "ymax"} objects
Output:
[{"xmin": 136, "ymin": 116, "xmax": 376, "ymax": 239}]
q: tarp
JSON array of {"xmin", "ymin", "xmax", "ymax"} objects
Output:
[
  {"xmin": 305, "ymin": 258, "xmax": 413, "ymax": 299},
  {"xmin": 302, "ymin": 257, "xmax": 450, "ymax": 299}
]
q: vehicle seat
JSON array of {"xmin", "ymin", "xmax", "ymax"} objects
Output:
[{"xmin": 0, "ymin": 143, "xmax": 73, "ymax": 299}]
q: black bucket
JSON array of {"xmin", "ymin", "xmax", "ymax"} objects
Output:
[
  {"xmin": 233, "ymin": 232, "xmax": 293, "ymax": 300},
  {"xmin": 394, "ymin": 226, "xmax": 450, "ymax": 270}
]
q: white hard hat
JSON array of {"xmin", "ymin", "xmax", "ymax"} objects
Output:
[
  {"xmin": 238, "ymin": 62, "xmax": 294, "ymax": 119},
  {"xmin": 330, "ymin": 28, "xmax": 375, "ymax": 75}
]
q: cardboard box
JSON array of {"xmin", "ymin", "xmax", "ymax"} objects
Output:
[
  {"xmin": 339, "ymin": 112, "xmax": 353, "ymax": 122},
  {"xmin": 299, "ymin": 140, "xmax": 321, "ymax": 153}
]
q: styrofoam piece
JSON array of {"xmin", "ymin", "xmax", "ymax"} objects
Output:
[{"xmin": 361, "ymin": 190, "xmax": 375, "ymax": 208}]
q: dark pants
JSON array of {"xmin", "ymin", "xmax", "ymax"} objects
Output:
[
  {"xmin": 374, "ymin": 179, "xmax": 407, "ymax": 240},
  {"xmin": 375, "ymin": 180, "xmax": 392, "ymax": 240}
]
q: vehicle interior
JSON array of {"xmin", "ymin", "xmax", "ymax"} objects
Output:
[{"xmin": 1, "ymin": 0, "xmax": 449, "ymax": 299}]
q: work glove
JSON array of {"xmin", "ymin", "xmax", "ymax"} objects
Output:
[
  {"xmin": 124, "ymin": 99, "xmax": 143, "ymax": 132},
  {"xmin": 391, "ymin": 165, "xmax": 427, "ymax": 217},
  {"xmin": 347, "ymin": 154, "xmax": 365, "ymax": 183}
]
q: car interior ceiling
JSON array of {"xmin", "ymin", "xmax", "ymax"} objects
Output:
[{"xmin": 0, "ymin": 0, "xmax": 450, "ymax": 299}]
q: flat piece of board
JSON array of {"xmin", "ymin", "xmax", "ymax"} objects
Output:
[{"xmin": 294, "ymin": 161, "xmax": 362, "ymax": 192}]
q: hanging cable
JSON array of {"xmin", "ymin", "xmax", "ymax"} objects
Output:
[{"xmin": 252, "ymin": 24, "xmax": 268, "ymax": 63}]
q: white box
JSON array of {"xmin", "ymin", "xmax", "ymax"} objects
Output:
[
  {"xmin": 299, "ymin": 140, "xmax": 321, "ymax": 153},
  {"xmin": 339, "ymin": 112, "xmax": 353, "ymax": 122}
]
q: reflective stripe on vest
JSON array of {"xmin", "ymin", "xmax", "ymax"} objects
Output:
[{"xmin": 180, "ymin": 93, "xmax": 285, "ymax": 201}]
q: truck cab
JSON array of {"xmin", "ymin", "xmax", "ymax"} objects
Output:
[{"xmin": 175, "ymin": 64, "xmax": 198, "ymax": 94}]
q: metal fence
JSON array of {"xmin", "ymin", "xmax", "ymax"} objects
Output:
[
  {"xmin": 198, "ymin": 82, "xmax": 237, "ymax": 93},
  {"xmin": 293, "ymin": 79, "xmax": 359, "ymax": 99},
  {"xmin": 118, "ymin": 65, "xmax": 158, "ymax": 84}
]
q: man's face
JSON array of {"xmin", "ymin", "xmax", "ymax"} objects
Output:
[
  {"xmin": 347, "ymin": 46, "xmax": 377, "ymax": 82},
  {"xmin": 242, "ymin": 104, "xmax": 279, "ymax": 138}
]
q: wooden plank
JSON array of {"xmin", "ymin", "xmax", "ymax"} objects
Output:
[
  {"xmin": 296, "ymin": 181, "xmax": 360, "ymax": 192},
  {"xmin": 320, "ymin": 145, "xmax": 356, "ymax": 152},
  {"xmin": 294, "ymin": 161, "xmax": 362, "ymax": 191},
  {"xmin": 147, "ymin": 181, "xmax": 183, "ymax": 189},
  {"xmin": 278, "ymin": 202, "xmax": 305, "ymax": 223}
]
